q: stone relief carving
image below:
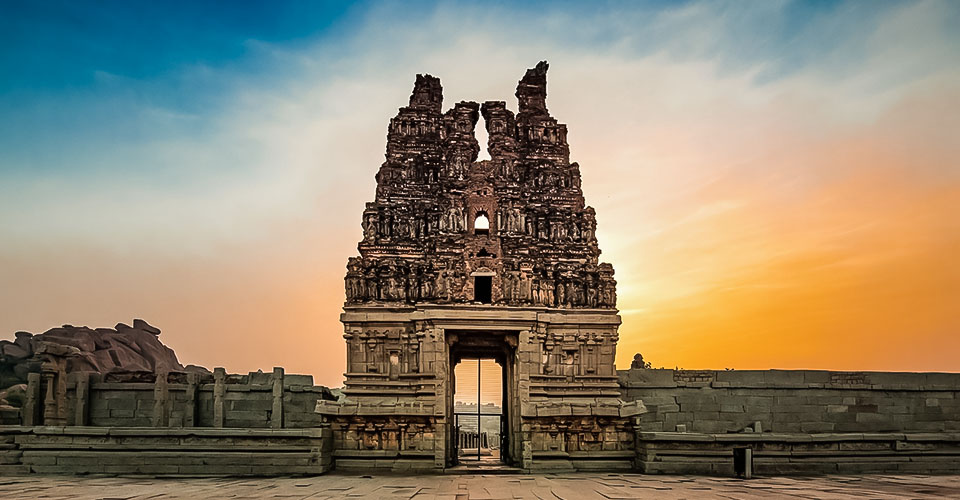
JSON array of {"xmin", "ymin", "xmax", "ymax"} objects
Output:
[{"xmin": 345, "ymin": 61, "xmax": 617, "ymax": 309}]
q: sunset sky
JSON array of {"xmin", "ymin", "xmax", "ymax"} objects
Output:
[{"xmin": 1, "ymin": 1, "xmax": 958, "ymax": 388}]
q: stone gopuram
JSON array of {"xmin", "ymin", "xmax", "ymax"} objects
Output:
[{"xmin": 317, "ymin": 62, "xmax": 645, "ymax": 472}]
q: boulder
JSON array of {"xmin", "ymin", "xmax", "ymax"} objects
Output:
[
  {"xmin": 38, "ymin": 327, "xmax": 96, "ymax": 353},
  {"xmin": 0, "ymin": 384, "xmax": 26, "ymax": 407},
  {"xmin": 0, "ymin": 341, "xmax": 30, "ymax": 360},
  {"xmin": 132, "ymin": 319, "xmax": 161, "ymax": 335},
  {"xmin": 12, "ymin": 360, "xmax": 41, "ymax": 381},
  {"xmin": 184, "ymin": 364, "xmax": 213, "ymax": 376},
  {"xmin": 0, "ymin": 320, "xmax": 195, "ymax": 391},
  {"xmin": 14, "ymin": 331, "xmax": 33, "ymax": 351}
]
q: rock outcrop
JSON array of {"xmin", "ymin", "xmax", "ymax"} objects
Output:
[{"xmin": 0, "ymin": 319, "xmax": 188, "ymax": 394}]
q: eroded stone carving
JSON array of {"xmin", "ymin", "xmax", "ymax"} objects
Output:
[
  {"xmin": 326, "ymin": 62, "xmax": 639, "ymax": 472},
  {"xmin": 344, "ymin": 61, "xmax": 616, "ymax": 309}
]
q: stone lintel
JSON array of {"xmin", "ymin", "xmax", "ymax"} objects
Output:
[{"xmin": 343, "ymin": 304, "xmax": 621, "ymax": 329}]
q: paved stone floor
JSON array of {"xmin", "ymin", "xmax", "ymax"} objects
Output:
[{"xmin": 0, "ymin": 473, "xmax": 959, "ymax": 499}]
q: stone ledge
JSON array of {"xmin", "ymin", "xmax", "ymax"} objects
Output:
[
  {"xmin": 0, "ymin": 426, "xmax": 326, "ymax": 438},
  {"xmin": 519, "ymin": 399, "xmax": 646, "ymax": 418},
  {"xmin": 619, "ymin": 369, "xmax": 960, "ymax": 391},
  {"xmin": 638, "ymin": 431, "xmax": 960, "ymax": 443},
  {"xmin": 0, "ymin": 425, "xmax": 333, "ymax": 477},
  {"xmin": 316, "ymin": 400, "xmax": 435, "ymax": 416}
]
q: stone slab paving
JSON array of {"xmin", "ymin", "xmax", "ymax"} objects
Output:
[{"xmin": 0, "ymin": 473, "xmax": 959, "ymax": 499}]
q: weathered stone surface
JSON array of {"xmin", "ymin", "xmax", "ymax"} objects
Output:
[
  {"xmin": 0, "ymin": 384, "xmax": 26, "ymax": 408},
  {"xmin": 636, "ymin": 431, "xmax": 960, "ymax": 476},
  {"xmin": 344, "ymin": 60, "xmax": 615, "ymax": 309},
  {"xmin": 0, "ymin": 426, "xmax": 332, "ymax": 476},
  {"xmin": 620, "ymin": 368, "xmax": 960, "ymax": 435},
  {"xmin": 132, "ymin": 319, "xmax": 161, "ymax": 335},
  {"xmin": 0, "ymin": 320, "xmax": 186, "ymax": 397},
  {"xmin": 331, "ymin": 62, "xmax": 635, "ymax": 472}
]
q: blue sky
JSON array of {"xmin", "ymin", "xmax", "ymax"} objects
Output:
[{"xmin": 2, "ymin": 0, "xmax": 956, "ymax": 177}]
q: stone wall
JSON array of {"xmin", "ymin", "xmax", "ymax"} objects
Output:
[
  {"xmin": 0, "ymin": 367, "xmax": 337, "ymax": 477},
  {"xmin": 328, "ymin": 305, "xmax": 642, "ymax": 472},
  {"xmin": 0, "ymin": 427, "xmax": 332, "ymax": 476},
  {"xmin": 619, "ymin": 369, "xmax": 960, "ymax": 435},
  {"xmin": 636, "ymin": 431, "xmax": 960, "ymax": 475},
  {"xmin": 21, "ymin": 368, "xmax": 335, "ymax": 429}
]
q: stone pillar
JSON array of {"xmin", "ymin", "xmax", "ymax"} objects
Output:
[
  {"xmin": 271, "ymin": 367, "xmax": 284, "ymax": 429},
  {"xmin": 42, "ymin": 373, "xmax": 57, "ymax": 425},
  {"xmin": 213, "ymin": 367, "xmax": 226, "ymax": 428},
  {"xmin": 152, "ymin": 371, "xmax": 169, "ymax": 427},
  {"xmin": 23, "ymin": 372, "xmax": 41, "ymax": 426},
  {"xmin": 184, "ymin": 373, "xmax": 198, "ymax": 428},
  {"xmin": 516, "ymin": 328, "xmax": 535, "ymax": 464},
  {"xmin": 433, "ymin": 327, "xmax": 448, "ymax": 468},
  {"xmin": 55, "ymin": 362, "xmax": 68, "ymax": 425},
  {"xmin": 74, "ymin": 373, "xmax": 90, "ymax": 426}
]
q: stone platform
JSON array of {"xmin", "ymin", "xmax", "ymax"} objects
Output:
[{"xmin": 1, "ymin": 473, "xmax": 958, "ymax": 499}]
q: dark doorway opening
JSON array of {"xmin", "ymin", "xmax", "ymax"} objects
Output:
[{"xmin": 474, "ymin": 276, "xmax": 492, "ymax": 303}]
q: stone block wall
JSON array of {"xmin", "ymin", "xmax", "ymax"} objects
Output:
[
  {"xmin": 87, "ymin": 384, "xmax": 155, "ymax": 427},
  {"xmin": 635, "ymin": 431, "xmax": 960, "ymax": 475},
  {"xmin": 622, "ymin": 369, "xmax": 960, "ymax": 475},
  {"xmin": 619, "ymin": 369, "xmax": 960, "ymax": 434},
  {"xmin": 0, "ymin": 427, "xmax": 332, "ymax": 476},
  {"xmin": 22, "ymin": 368, "xmax": 335, "ymax": 429},
  {"xmin": 0, "ymin": 368, "xmax": 337, "ymax": 477}
]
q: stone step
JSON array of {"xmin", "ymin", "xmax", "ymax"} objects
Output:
[
  {"xmin": 0, "ymin": 465, "xmax": 30, "ymax": 475},
  {"xmin": 16, "ymin": 443, "xmax": 314, "ymax": 452},
  {"xmin": 444, "ymin": 464, "xmax": 524, "ymax": 474}
]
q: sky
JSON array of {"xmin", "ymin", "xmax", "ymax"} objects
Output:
[
  {"xmin": 455, "ymin": 359, "xmax": 502, "ymax": 406},
  {"xmin": 1, "ymin": 0, "xmax": 958, "ymax": 388}
]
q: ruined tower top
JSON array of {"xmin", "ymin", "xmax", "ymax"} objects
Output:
[
  {"xmin": 345, "ymin": 61, "xmax": 616, "ymax": 310},
  {"xmin": 516, "ymin": 60, "xmax": 549, "ymax": 115},
  {"xmin": 408, "ymin": 74, "xmax": 443, "ymax": 112}
]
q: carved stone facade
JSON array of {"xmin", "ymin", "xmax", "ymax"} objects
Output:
[
  {"xmin": 319, "ymin": 62, "xmax": 644, "ymax": 472},
  {"xmin": 345, "ymin": 61, "xmax": 616, "ymax": 309}
]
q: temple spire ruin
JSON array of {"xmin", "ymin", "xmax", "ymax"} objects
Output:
[{"xmin": 323, "ymin": 62, "xmax": 643, "ymax": 472}]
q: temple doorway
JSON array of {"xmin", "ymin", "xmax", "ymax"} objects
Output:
[
  {"xmin": 447, "ymin": 330, "xmax": 518, "ymax": 468},
  {"xmin": 453, "ymin": 359, "xmax": 502, "ymax": 465}
]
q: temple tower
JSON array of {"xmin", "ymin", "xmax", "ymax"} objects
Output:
[{"xmin": 318, "ymin": 62, "xmax": 645, "ymax": 472}]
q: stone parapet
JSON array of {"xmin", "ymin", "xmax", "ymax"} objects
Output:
[
  {"xmin": 636, "ymin": 431, "xmax": 960, "ymax": 475},
  {"xmin": 620, "ymin": 368, "xmax": 960, "ymax": 390},
  {"xmin": 620, "ymin": 369, "xmax": 960, "ymax": 435},
  {"xmin": 15, "ymin": 368, "xmax": 335, "ymax": 430},
  {"xmin": 0, "ymin": 426, "xmax": 332, "ymax": 476}
]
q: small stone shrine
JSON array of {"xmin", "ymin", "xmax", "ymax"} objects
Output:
[{"xmin": 317, "ymin": 62, "xmax": 645, "ymax": 471}]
